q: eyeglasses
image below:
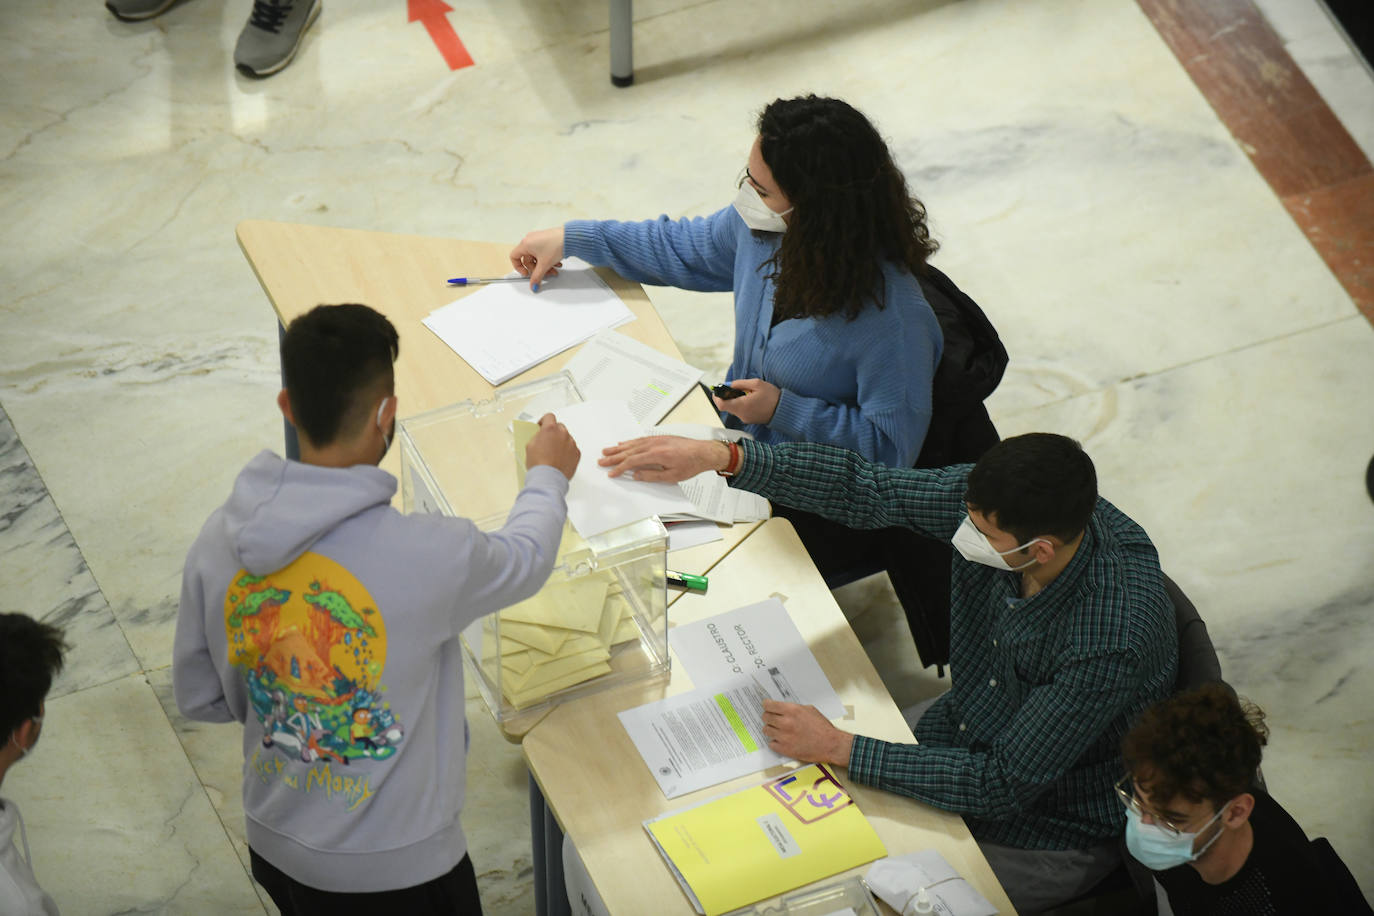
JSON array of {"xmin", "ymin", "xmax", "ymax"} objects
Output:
[{"xmin": 1114, "ymin": 775, "xmax": 1187, "ymax": 837}]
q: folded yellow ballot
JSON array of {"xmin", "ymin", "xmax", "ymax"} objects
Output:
[
  {"xmin": 500, "ymin": 576, "xmax": 609, "ymax": 633},
  {"xmin": 644, "ymin": 764, "xmax": 886, "ymax": 916},
  {"xmin": 496, "ymin": 620, "xmax": 568, "ymax": 655},
  {"xmin": 503, "ymin": 660, "xmax": 612, "ymax": 708}
]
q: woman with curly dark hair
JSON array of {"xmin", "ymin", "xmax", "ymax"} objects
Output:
[{"xmin": 510, "ymin": 96, "xmax": 943, "ymax": 468}]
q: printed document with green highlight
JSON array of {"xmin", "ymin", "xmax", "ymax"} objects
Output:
[
  {"xmin": 644, "ymin": 763, "xmax": 887, "ymax": 915},
  {"xmin": 618, "ymin": 673, "xmax": 793, "ymax": 799}
]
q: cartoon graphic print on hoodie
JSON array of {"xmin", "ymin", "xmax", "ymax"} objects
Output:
[
  {"xmin": 175, "ymin": 451, "xmax": 568, "ymax": 893},
  {"xmin": 227, "ymin": 555, "xmax": 405, "ymax": 781}
]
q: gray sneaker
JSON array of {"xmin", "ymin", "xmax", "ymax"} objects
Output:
[
  {"xmin": 234, "ymin": 0, "xmax": 321, "ymax": 78},
  {"xmin": 106, "ymin": 0, "xmax": 181, "ymax": 21}
]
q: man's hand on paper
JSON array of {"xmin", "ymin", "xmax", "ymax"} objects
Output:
[
  {"xmin": 526, "ymin": 413, "xmax": 581, "ymax": 480},
  {"xmin": 509, "ymin": 227, "xmax": 565, "ymax": 291},
  {"xmin": 714, "ymin": 378, "xmax": 780, "ymax": 425},
  {"xmin": 761, "ymin": 700, "xmax": 855, "ymax": 767},
  {"xmin": 598, "ymin": 435, "xmax": 730, "ymax": 483}
]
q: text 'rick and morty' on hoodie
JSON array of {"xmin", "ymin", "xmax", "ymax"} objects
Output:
[{"xmin": 174, "ymin": 451, "xmax": 567, "ymax": 892}]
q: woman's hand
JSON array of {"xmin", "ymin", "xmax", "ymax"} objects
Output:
[
  {"xmin": 509, "ymin": 227, "xmax": 566, "ymax": 291},
  {"xmin": 761, "ymin": 700, "xmax": 855, "ymax": 766},
  {"xmin": 598, "ymin": 436, "xmax": 731, "ymax": 483},
  {"xmin": 715, "ymin": 378, "xmax": 780, "ymax": 425}
]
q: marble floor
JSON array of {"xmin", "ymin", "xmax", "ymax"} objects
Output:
[{"xmin": 3, "ymin": 0, "xmax": 1372, "ymax": 912}]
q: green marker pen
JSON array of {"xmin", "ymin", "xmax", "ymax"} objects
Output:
[{"xmin": 665, "ymin": 570, "xmax": 708, "ymax": 593}]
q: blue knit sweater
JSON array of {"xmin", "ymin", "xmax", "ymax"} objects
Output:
[{"xmin": 564, "ymin": 206, "xmax": 942, "ymax": 467}]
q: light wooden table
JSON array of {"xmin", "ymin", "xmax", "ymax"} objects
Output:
[
  {"xmin": 523, "ymin": 517, "xmax": 1015, "ymax": 915},
  {"xmin": 235, "ymin": 219, "xmax": 763, "ymax": 740}
]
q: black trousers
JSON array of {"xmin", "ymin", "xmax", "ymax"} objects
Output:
[{"xmin": 250, "ymin": 848, "xmax": 483, "ymax": 916}]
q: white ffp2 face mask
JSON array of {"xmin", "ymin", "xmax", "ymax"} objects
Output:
[
  {"xmin": 732, "ymin": 182, "xmax": 791, "ymax": 233},
  {"xmin": 951, "ymin": 516, "xmax": 1043, "ymax": 571},
  {"xmin": 376, "ymin": 397, "xmax": 393, "ymax": 460}
]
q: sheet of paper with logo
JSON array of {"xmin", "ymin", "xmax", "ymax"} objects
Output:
[
  {"xmin": 669, "ymin": 598, "xmax": 844, "ymax": 719},
  {"xmin": 421, "ymin": 258, "xmax": 634, "ymax": 385},
  {"xmin": 644, "ymin": 764, "xmax": 887, "ymax": 916},
  {"xmin": 564, "ymin": 329, "xmax": 705, "ymax": 425},
  {"xmin": 618, "ymin": 674, "xmax": 789, "ymax": 799}
]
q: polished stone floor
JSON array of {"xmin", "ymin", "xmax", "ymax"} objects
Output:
[{"xmin": 2, "ymin": 0, "xmax": 1372, "ymax": 911}]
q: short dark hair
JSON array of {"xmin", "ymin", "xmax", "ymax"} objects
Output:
[
  {"xmin": 964, "ymin": 432, "xmax": 1097, "ymax": 544},
  {"xmin": 0, "ymin": 614, "xmax": 69, "ymax": 740},
  {"xmin": 757, "ymin": 95, "xmax": 939, "ymax": 322},
  {"xmin": 280, "ymin": 304, "xmax": 399, "ymax": 447},
  {"xmin": 1122, "ymin": 683, "xmax": 1268, "ymax": 810}
]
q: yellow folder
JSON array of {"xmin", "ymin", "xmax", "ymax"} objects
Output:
[{"xmin": 645, "ymin": 764, "xmax": 886, "ymax": 915}]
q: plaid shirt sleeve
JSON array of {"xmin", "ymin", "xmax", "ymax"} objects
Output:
[
  {"xmin": 730, "ymin": 439, "xmax": 969, "ymax": 541},
  {"xmin": 848, "ymin": 649, "xmax": 1148, "ymax": 820}
]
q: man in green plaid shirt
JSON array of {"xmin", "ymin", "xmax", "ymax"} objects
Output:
[{"xmin": 602, "ymin": 432, "xmax": 1178, "ymax": 913}]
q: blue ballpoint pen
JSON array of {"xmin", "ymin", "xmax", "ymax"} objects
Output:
[{"xmin": 447, "ymin": 276, "xmax": 529, "ymax": 286}]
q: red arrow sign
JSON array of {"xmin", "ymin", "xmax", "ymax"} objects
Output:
[{"xmin": 408, "ymin": 0, "xmax": 474, "ymax": 71}]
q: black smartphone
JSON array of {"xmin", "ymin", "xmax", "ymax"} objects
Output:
[{"xmin": 711, "ymin": 383, "xmax": 747, "ymax": 400}]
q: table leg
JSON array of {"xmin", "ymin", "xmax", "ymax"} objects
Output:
[
  {"xmin": 530, "ymin": 774, "xmax": 572, "ymax": 916},
  {"xmin": 277, "ymin": 322, "xmax": 300, "ymax": 461},
  {"xmin": 610, "ymin": 0, "xmax": 633, "ymax": 87}
]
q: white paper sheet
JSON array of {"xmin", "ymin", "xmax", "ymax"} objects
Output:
[
  {"xmin": 666, "ymin": 520, "xmax": 724, "ymax": 552},
  {"xmin": 617, "ymin": 675, "xmax": 788, "ymax": 798},
  {"xmin": 669, "ymin": 598, "xmax": 844, "ymax": 719},
  {"xmin": 564, "ymin": 329, "xmax": 705, "ymax": 426},
  {"xmin": 555, "ymin": 400, "xmax": 700, "ymax": 537},
  {"xmin": 422, "ymin": 258, "xmax": 634, "ymax": 385},
  {"xmin": 671, "ymin": 472, "xmax": 771, "ymax": 524}
]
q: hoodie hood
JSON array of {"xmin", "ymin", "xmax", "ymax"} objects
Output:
[{"xmin": 223, "ymin": 451, "xmax": 397, "ymax": 575}]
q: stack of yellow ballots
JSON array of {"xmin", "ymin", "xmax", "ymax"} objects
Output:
[
  {"xmin": 645, "ymin": 764, "xmax": 887, "ymax": 915},
  {"xmin": 491, "ymin": 555, "xmax": 644, "ymax": 708}
]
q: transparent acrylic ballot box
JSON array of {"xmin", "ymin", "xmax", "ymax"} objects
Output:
[
  {"xmin": 397, "ymin": 372, "xmax": 670, "ymax": 729},
  {"xmin": 723, "ymin": 877, "xmax": 881, "ymax": 916}
]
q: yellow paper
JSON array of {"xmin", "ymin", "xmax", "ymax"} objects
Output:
[
  {"xmin": 506, "ymin": 646, "xmax": 610, "ymax": 691},
  {"xmin": 498, "ymin": 621, "xmax": 568, "ymax": 655},
  {"xmin": 503, "ymin": 660, "xmax": 612, "ymax": 708},
  {"xmin": 513, "ymin": 418, "xmax": 539, "ymax": 488},
  {"xmin": 501, "ymin": 649, "xmax": 534, "ymax": 675},
  {"xmin": 500, "ymin": 576, "xmax": 609, "ymax": 633},
  {"xmin": 612, "ymin": 613, "xmax": 641, "ymax": 645},
  {"xmin": 646, "ymin": 764, "xmax": 886, "ymax": 916}
]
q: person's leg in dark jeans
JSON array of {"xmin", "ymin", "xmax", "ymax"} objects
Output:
[{"xmin": 250, "ymin": 848, "xmax": 483, "ymax": 916}]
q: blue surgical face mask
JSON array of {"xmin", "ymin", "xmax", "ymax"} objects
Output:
[{"xmin": 1124, "ymin": 804, "xmax": 1226, "ymax": 871}]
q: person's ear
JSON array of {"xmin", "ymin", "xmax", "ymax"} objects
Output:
[
  {"xmin": 380, "ymin": 395, "xmax": 397, "ymax": 428},
  {"xmin": 277, "ymin": 389, "xmax": 295, "ymax": 426},
  {"xmin": 1026, "ymin": 537, "xmax": 1058, "ymax": 564},
  {"xmin": 11, "ymin": 717, "xmax": 38, "ymax": 753},
  {"xmin": 1222, "ymin": 793, "xmax": 1255, "ymax": 829}
]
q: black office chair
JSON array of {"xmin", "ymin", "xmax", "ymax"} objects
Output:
[
  {"xmin": 1312, "ymin": 836, "xmax": 1374, "ymax": 914},
  {"xmin": 778, "ymin": 267, "xmax": 1006, "ymax": 674},
  {"xmin": 1053, "ymin": 574, "xmax": 1231, "ymax": 915}
]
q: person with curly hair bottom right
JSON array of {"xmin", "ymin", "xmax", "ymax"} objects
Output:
[{"xmin": 1119, "ymin": 683, "xmax": 1343, "ymax": 914}]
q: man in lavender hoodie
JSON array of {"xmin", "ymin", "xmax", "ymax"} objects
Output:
[{"xmin": 174, "ymin": 303, "xmax": 579, "ymax": 912}]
